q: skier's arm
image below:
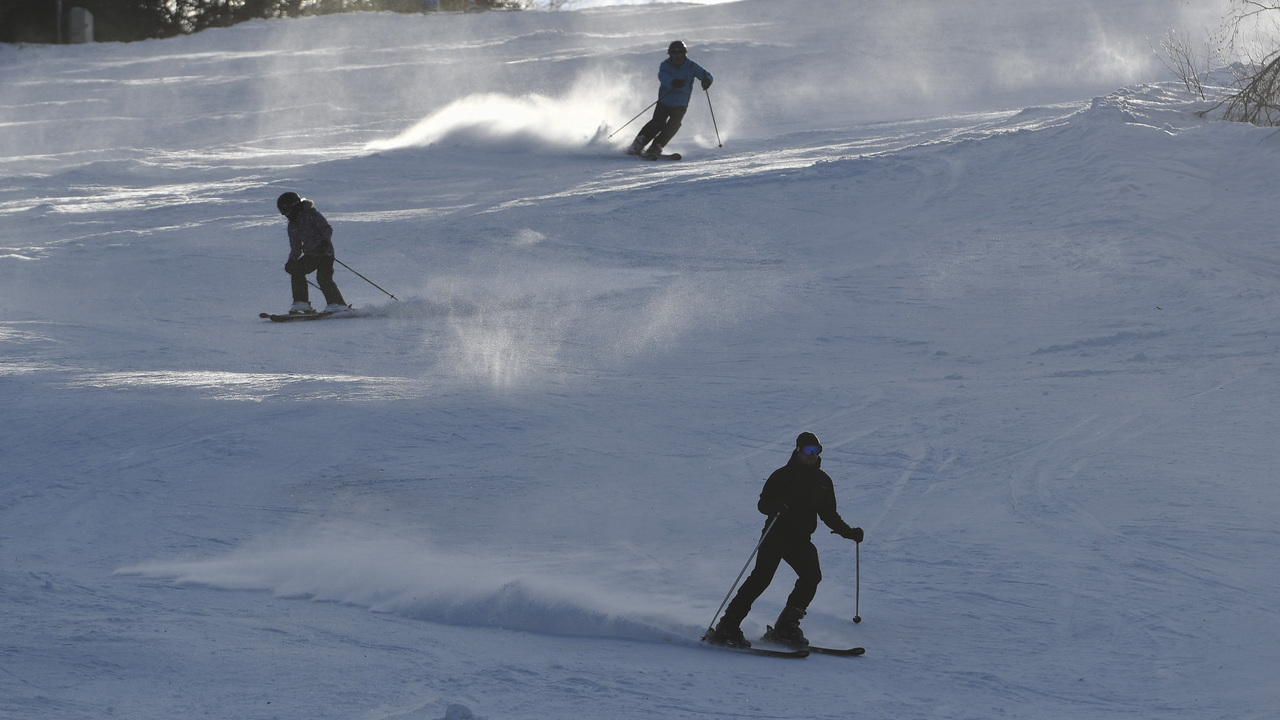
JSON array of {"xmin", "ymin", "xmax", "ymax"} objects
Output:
[
  {"xmin": 818, "ymin": 481, "xmax": 862, "ymax": 541},
  {"xmin": 286, "ymin": 227, "xmax": 303, "ymax": 266},
  {"xmin": 822, "ymin": 511, "xmax": 863, "ymax": 542},
  {"xmin": 695, "ymin": 63, "xmax": 713, "ymax": 89},
  {"xmin": 756, "ymin": 470, "xmax": 788, "ymax": 516}
]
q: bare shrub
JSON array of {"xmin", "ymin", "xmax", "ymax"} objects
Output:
[
  {"xmin": 1155, "ymin": 29, "xmax": 1215, "ymax": 100},
  {"xmin": 1157, "ymin": 1, "xmax": 1280, "ymax": 125}
]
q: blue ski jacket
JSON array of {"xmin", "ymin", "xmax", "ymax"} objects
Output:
[{"xmin": 657, "ymin": 58, "xmax": 712, "ymax": 108}]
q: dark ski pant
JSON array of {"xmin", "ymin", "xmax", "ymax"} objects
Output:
[
  {"xmin": 288, "ymin": 254, "xmax": 346, "ymax": 306},
  {"xmin": 639, "ymin": 102, "xmax": 688, "ymax": 150},
  {"xmin": 722, "ymin": 532, "xmax": 822, "ymax": 625}
]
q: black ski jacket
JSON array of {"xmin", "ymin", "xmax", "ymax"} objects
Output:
[
  {"xmin": 758, "ymin": 452, "xmax": 856, "ymax": 540},
  {"xmin": 286, "ymin": 200, "xmax": 335, "ymax": 263}
]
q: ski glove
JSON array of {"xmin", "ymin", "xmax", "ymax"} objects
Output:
[
  {"xmin": 284, "ymin": 259, "xmax": 298, "ymax": 275},
  {"xmin": 761, "ymin": 500, "xmax": 789, "ymax": 517},
  {"xmin": 672, "ymin": 79, "xmax": 686, "ymax": 89},
  {"xmin": 838, "ymin": 527, "xmax": 864, "ymax": 543},
  {"xmin": 701, "ymin": 77, "xmax": 712, "ymax": 90}
]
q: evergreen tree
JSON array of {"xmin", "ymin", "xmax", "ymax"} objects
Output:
[{"xmin": 0, "ymin": 0, "xmax": 523, "ymax": 44}]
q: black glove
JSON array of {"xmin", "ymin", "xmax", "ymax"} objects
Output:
[
  {"xmin": 284, "ymin": 259, "xmax": 298, "ymax": 275},
  {"xmin": 672, "ymin": 79, "xmax": 686, "ymax": 89},
  {"xmin": 841, "ymin": 527, "xmax": 864, "ymax": 543},
  {"xmin": 701, "ymin": 77, "xmax": 712, "ymax": 90}
]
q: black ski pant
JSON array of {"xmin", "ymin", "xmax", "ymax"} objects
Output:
[
  {"xmin": 638, "ymin": 102, "xmax": 688, "ymax": 150},
  {"xmin": 722, "ymin": 531, "xmax": 822, "ymax": 626},
  {"xmin": 287, "ymin": 254, "xmax": 345, "ymax": 306}
]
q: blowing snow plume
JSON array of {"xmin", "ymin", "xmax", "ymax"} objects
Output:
[
  {"xmin": 117, "ymin": 524, "xmax": 695, "ymax": 643},
  {"xmin": 366, "ymin": 72, "xmax": 637, "ymax": 154}
]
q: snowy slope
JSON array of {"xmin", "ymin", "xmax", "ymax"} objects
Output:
[{"xmin": 5, "ymin": 1, "xmax": 1279, "ymax": 718}]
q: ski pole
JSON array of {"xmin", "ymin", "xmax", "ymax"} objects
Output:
[
  {"xmin": 705, "ymin": 87, "xmax": 722, "ymax": 148},
  {"xmin": 609, "ymin": 87, "xmax": 680, "ymax": 140},
  {"xmin": 334, "ymin": 258, "xmax": 398, "ymax": 301},
  {"xmin": 852, "ymin": 541, "xmax": 862, "ymax": 624},
  {"xmin": 703, "ymin": 512, "xmax": 781, "ymax": 640},
  {"xmin": 608, "ymin": 100, "xmax": 658, "ymax": 139}
]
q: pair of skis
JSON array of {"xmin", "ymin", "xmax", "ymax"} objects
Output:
[
  {"xmin": 259, "ymin": 308, "xmax": 358, "ymax": 322},
  {"xmin": 706, "ymin": 641, "xmax": 865, "ymax": 659},
  {"xmin": 625, "ymin": 147, "xmax": 682, "ymax": 161},
  {"xmin": 703, "ymin": 629, "xmax": 865, "ymax": 659}
]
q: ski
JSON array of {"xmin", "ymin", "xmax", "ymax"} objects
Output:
[
  {"xmin": 259, "ymin": 309, "xmax": 357, "ymax": 323},
  {"xmin": 703, "ymin": 642, "xmax": 808, "ymax": 659},
  {"xmin": 624, "ymin": 149, "xmax": 682, "ymax": 161},
  {"xmin": 807, "ymin": 645, "xmax": 865, "ymax": 657},
  {"xmin": 761, "ymin": 626, "xmax": 863, "ymax": 656},
  {"xmin": 700, "ymin": 629, "xmax": 807, "ymax": 658}
]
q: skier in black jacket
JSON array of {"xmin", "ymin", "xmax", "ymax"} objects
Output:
[{"xmin": 707, "ymin": 432, "xmax": 863, "ymax": 649}]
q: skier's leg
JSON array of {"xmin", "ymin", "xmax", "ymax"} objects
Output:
[
  {"xmin": 290, "ymin": 268, "xmax": 310, "ymax": 303},
  {"xmin": 649, "ymin": 105, "xmax": 688, "ymax": 152},
  {"xmin": 709, "ymin": 536, "xmax": 784, "ymax": 647},
  {"xmin": 722, "ymin": 536, "xmax": 785, "ymax": 625},
  {"xmin": 315, "ymin": 256, "xmax": 346, "ymax": 307},
  {"xmin": 766, "ymin": 540, "xmax": 822, "ymax": 646},
  {"xmin": 631, "ymin": 105, "xmax": 668, "ymax": 153},
  {"xmin": 783, "ymin": 539, "xmax": 822, "ymax": 610},
  {"xmin": 637, "ymin": 104, "xmax": 670, "ymax": 141}
]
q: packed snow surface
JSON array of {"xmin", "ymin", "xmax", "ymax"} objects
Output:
[{"xmin": 3, "ymin": 0, "xmax": 1278, "ymax": 718}]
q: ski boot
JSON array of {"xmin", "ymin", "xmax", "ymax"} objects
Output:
[
  {"xmin": 642, "ymin": 141, "xmax": 665, "ymax": 160},
  {"xmin": 704, "ymin": 618, "xmax": 751, "ymax": 649},
  {"xmin": 763, "ymin": 606, "xmax": 808, "ymax": 647},
  {"xmin": 626, "ymin": 134, "xmax": 649, "ymax": 156},
  {"xmin": 288, "ymin": 300, "xmax": 315, "ymax": 315}
]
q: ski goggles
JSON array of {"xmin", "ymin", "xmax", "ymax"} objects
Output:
[{"xmin": 800, "ymin": 445, "xmax": 822, "ymax": 456}]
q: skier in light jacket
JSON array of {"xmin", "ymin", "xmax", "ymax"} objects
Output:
[
  {"xmin": 276, "ymin": 192, "xmax": 348, "ymax": 315},
  {"xmin": 627, "ymin": 41, "xmax": 713, "ymax": 159}
]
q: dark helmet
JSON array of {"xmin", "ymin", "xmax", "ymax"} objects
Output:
[
  {"xmin": 276, "ymin": 191, "xmax": 302, "ymax": 216},
  {"xmin": 795, "ymin": 432, "xmax": 822, "ymax": 452},
  {"xmin": 668, "ymin": 40, "xmax": 687, "ymax": 56}
]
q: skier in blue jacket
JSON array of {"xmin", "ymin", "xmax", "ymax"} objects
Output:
[{"xmin": 627, "ymin": 41, "xmax": 713, "ymax": 159}]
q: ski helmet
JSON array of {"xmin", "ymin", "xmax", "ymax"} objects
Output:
[
  {"xmin": 795, "ymin": 432, "xmax": 822, "ymax": 452},
  {"xmin": 668, "ymin": 40, "xmax": 687, "ymax": 56},
  {"xmin": 276, "ymin": 191, "xmax": 302, "ymax": 216}
]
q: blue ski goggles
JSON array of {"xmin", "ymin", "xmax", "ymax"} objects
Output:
[{"xmin": 800, "ymin": 445, "xmax": 822, "ymax": 456}]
